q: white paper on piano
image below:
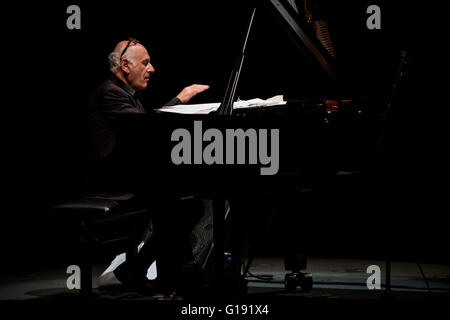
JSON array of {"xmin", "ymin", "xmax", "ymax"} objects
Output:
[{"xmin": 157, "ymin": 95, "xmax": 286, "ymax": 114}]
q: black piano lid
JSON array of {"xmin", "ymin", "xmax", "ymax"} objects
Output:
[
  {"xmin": 216, "ymin": 0, "xmax": 339, "ymax": 115},
  {"xmin": 233, "ymin": 0, "xmax": 415, "ymax": 102},
  {"xmin": 265, "ymin": 0, "xmax": 337, "ymax": 81}
]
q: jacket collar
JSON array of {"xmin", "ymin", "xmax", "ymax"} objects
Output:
[{"xmin": 109, "ymin": 73, "xmax": 137, "ymax": 97}]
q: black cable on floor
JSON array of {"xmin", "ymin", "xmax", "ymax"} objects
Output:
[
  {"xmin": 245, "ymin": 271, "xmax": 274, "ymax": 281},
  {"xmin": 416, "ymin": 262, "xmax": 432, "ymax": 292}
]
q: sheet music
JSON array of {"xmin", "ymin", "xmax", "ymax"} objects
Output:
[{"xmin": 157, "ymin": 95, "xmax": 286, "ymax": 114}]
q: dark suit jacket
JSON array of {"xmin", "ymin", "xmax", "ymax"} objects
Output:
[
  {"xmin": 87, "ymin": 74, "xmax": 180, "ymax": 159},
  {"xmin": 86, "ymin": 74, "xmax": 180, "ymax": 192}
]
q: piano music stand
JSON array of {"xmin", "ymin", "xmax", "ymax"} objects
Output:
[{"xmin": 216, "ymin": 7, "xmax": 256, "ymax": 115}]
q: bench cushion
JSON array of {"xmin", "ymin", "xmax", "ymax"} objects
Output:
[{"xmin": 51, "ymin": 198, "xmax": 121, "ymax": 219}]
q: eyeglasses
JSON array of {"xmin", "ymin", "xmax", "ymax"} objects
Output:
[{"xmin": 120, "ymin": 38, "xmax": 140, "ymax": 60}]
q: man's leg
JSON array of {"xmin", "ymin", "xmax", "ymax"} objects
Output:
[{"xmin": 152, "ymin": 197, "xmax": 204, "ymax": 294}]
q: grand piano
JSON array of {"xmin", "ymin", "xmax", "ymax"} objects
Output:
[{"xmin": 111, "ymin": 0, "xmax": 400, "ymax": 298}]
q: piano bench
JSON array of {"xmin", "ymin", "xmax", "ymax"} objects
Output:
[{"xmin": 50, "ymin": 197, "xmax": 151, "ymax": 296}]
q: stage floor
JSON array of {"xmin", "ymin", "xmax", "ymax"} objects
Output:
[{"xmin": 1, "ymin": 256, "xmax": 449, "ymax": 301}]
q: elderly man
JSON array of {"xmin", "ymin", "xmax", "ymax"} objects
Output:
[
  {"xmin": 86, "ymin": 38, "xmax": 209, "ymax": 296},
  {"xmin": 88, "ymin": 38, "xmax": 208, "ymax": 161}
]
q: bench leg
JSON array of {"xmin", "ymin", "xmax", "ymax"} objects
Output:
[{"xmin": 79, "ymin": 230, "xmax": 92, "ymax": 296}]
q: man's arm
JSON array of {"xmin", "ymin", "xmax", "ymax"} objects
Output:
[
  {"xmin": 100, "ymin": 86, "xmax": 145, "ymax": 114},
  {"xmin": 162, "ymin": 84, "xmax": 209, "ymax": 107},
  {"xmin": 163, "ymin": 97, "xmax": 182, "ymax": 107}
]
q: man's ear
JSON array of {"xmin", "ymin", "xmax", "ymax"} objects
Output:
[{"xmin": 120, "ymin": 59, "xmax": 130, "ymax": 74}]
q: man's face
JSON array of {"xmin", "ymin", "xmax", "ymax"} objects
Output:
[{"xmin": 122, "ymin": 45, "xmax": 155, "ymax": 91}]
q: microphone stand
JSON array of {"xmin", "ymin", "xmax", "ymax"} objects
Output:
[{"xmin": 381, "ymin": 50, "xmax": 410, "ymax": 300}]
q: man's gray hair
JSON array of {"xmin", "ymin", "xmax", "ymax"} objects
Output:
[{"xmin": 108, "ymin": 48, "xmax": 135, "ymax": 73}]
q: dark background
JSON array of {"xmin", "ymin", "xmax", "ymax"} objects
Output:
[{"xmin": 2, "ymin": 0, "xmax": 448, "ymax": 272}]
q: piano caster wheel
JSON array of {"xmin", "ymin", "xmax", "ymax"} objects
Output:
[{"xmin": 284, "ymin": 272, "xmax": 313, "ymax": 293}]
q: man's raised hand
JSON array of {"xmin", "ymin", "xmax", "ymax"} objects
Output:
[{"xmin": 176, "ymin": 84, "xmax": 210, "ymax": 104}]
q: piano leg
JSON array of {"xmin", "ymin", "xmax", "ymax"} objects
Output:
[{"xmin": 212, "ymin": 198, "xmax": 247, "ymax": 300}]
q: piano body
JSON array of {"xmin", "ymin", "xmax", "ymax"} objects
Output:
[{"xmin": 110, "ymin": 0, "xmax": 391, "ymax": 298}]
